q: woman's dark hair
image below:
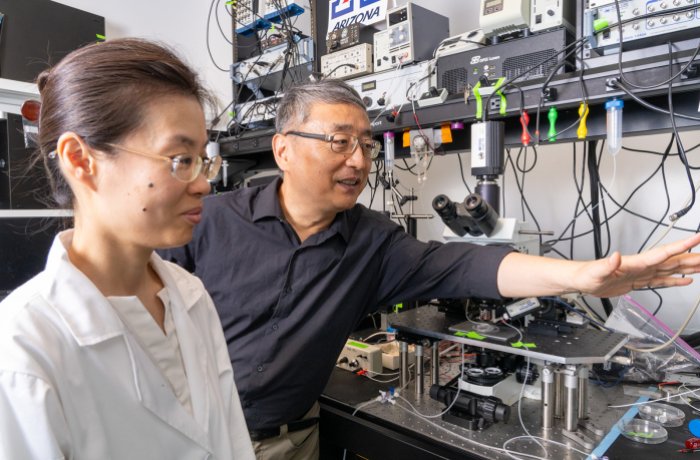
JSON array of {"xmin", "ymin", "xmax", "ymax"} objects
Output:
[{"xmin": 36, "ymin": 38, "xmax": 214, "ymax": 208}]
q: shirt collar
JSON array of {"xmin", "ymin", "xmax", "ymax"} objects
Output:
[
  {"xmin": 41, "ymin": 230, "xmax": 204, "ymax": 347},
  {"xmin": 251, "ymin": 176, "xmax": 352, "ymax": 243},
  {"xmin": 41, "ymin": 230, "xmax": 126, "ymax": 346},
  {"xmin": 252, "ymin": 176, "xmax": 284, "ymax": 222}
]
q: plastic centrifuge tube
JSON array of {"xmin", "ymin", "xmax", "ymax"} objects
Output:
[{"xmin": 605, "ymin": 99, "xmax": 624, "ymax": 155}]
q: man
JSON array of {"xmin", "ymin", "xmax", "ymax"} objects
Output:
[{"xmin": 162, "ymin": 79, "xmax": 700, "ymax": 459}]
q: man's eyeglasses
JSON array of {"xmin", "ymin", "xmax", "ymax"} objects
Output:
[
  {"xmin": 105, "ymin": 143, "xmax": 222, "ymax": 183},
  {"xmin": 284, "ymin": 131, "xmax": 381, "ymax": 160}
]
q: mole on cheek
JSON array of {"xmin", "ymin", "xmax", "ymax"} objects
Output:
[
  {"xmin": 148, "ymin": 183, "xmax": 154, "ymax": 188},
  {"xmin": 142, "ymin": 208, "xmax": 147, "ymax": 212}
]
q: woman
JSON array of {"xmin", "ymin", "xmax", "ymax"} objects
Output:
[{"xmin": 0, "ymin": 38, "xmax": 254, "ymax": 459}]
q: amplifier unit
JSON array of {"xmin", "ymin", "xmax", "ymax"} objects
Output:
[
  {"xmin": 384, "ymin": 2, "xmax": 449, "ymax": 67},
  {"xmin": 234, "ymin": 0, "xmax": 258, "ymax": 34},
  {"xmin": 531, "ymin": 0, "xmax": 575, "ymax": 33},
  {"xmin": 326, "ymin": 22, "xmax": 375, "ymax": 52},
  {"xmin": 346, "ymin": 60, "xmax": 432, "ymax": 112},
  {"xmin": 336, "ymin": 340, "xmax": 382, "ymax": 376},
  {"xmin": 231, "ymin": 37, "xmax": 314, "ymax": 91},
  {"xmin": 320, "ymin": 43, "xmax": 373, "ymax": 80},
  {"xmin": 584, "ymin": 0, "xmax": 700, "ymax": 55},
  {"xmin": 436, "ymin": 28, "xmax": 572, "ymax": 98}
]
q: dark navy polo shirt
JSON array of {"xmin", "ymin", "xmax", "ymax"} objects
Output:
[{"xmin": 160, "ymin": 177, "xmax": 512, "ymax": 430}]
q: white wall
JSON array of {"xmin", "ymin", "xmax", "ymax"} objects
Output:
[
  {"xmin": 53, "ymin": 1, "xmax": 700, "ymax": 333},
  {"xmin": 54, "ymin": 0, "xmax": 234, "ymax": 119}
]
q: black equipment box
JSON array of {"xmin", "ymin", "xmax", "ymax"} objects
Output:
[
  {"xmin": 436, "ymin": 28, "xmax": 573, "ymax": 98},
  {"xmin": 0, "ymin": 113, "xmax": 47, "ymax": 209},
  {"xmin": 0, "ymin": 0, "xmax": 104, "ymax": 82},
  {"xmin": 326, "ymin": 23, "xmax": 374, "ymax": 53}
]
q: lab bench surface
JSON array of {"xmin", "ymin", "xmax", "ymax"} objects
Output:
[{"xmin": 321, "ymin": 366, "xmax": 699, "ymax": 459}]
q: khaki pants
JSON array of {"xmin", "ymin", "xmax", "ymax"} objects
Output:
[{"xmin": 252, "ymin": 402, "xmax": 320, "ymax": 460}]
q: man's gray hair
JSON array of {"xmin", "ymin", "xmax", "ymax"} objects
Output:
[{"xmin": 275, "ymin": 79, "xmax": 367, "ymax": 133}]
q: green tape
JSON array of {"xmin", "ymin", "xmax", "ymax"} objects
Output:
[
  {"xmin": 593, "ymin": 18, "xmax": 609, "ymax": 32},
  {"xmin": 511, "ymin": 341, "xmax": 537, "ymax": 349},
  {"xmin": 494, "ymin": 77, "xmax": 507, "ymax": 116},
  {"xmin": 348, "ymin": 340, "xmax": 368, "ymax": 349},
  {"xmin": 473, "ymin": 81, "xmax": 483, "ymax": 120},
  {"xmin": 454, "ymin": 331, "xmax": 485, "ymax": 340}
]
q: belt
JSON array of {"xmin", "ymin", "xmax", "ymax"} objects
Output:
[{"xmin": 248, "ymin": 417, "xmax": 320, "ymax": 442}]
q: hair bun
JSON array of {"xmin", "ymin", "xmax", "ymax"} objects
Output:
[{"xmin": 36, "ymin": 69, "xmax": 51, "ymax": 92}]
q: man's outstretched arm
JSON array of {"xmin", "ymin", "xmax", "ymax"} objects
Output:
[{"xmin": 496, "ymin": 233, "xmax": 700, "ymax": 298}]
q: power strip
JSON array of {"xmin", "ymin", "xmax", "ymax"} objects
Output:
[
  {"xmin": 336, "ymin": 339, "xmax": 382, "ymax": 376},
  {"xmin": 320, "ymin": 43, "xmax": 373, "ymax": 80}
]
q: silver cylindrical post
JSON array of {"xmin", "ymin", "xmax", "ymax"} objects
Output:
[
  {"xmin": 541, "ymin": 364, "xmax": 555, "ymax": 429},
  {"xmin": 578, "ymin": 366, "xmax": 589, "ymax": 420},
  {"xmin": 415, "ymin": 344, "xmax": 424, "ymax": 397},
  {"xmin": 431, "ymin": 342, "xmax": 440, "ymax": 386},
  {"xmin": 564, "ymin": 366, "xmax": 579, "ymax": 432},
  {"xmin": 554, "ymin": 369, "xmax": 564, "ymax": 418},
  {"xmin": 399, "ymin": 341, "xmax": 409, "ymax": 389}
]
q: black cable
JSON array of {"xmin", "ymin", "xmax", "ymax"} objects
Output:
[
  {"xmin": 516, "ymin": 146, "xmax": 530, "ymax": 221},
  {"xmin": 215, "ymin": 0, "xmax": 234, "ymax": 45},
  {"xmin": 207, "ymin": 0, "xmax": 229, "ymax": 71},
  {"xmin": 515, "ymin": 144, "xmax": 537, "ymax": 174},
  {"xmin": 613, "ymin": 0, "xmax": 700, "ymax": 90},
  {"xmin": 544, "ymin": 135, "xmax": 681, "ymax": 250},
  {"xmin": 533, "ymin": 41, "xmax": 589, "ymax": 142},
  {"xmin": 505, "ymin": 148, "xmax": 544, "ymax": 247},
  {"xmin": 666, "ymin": 42, "xmax": 696, "ymax": 221},
  {"xmin": 396, "ymin": 161, "xmax": 415, "ymax": 173},
  {"xmin": 571, "ymin": 142, "xmax": 593, "ymax": 258},
  {"xmin": 650, "ymin": 288, "xmax": 664, "ymax": 317},
  {"xmin": 324, "ymin": 63, "xmax": 357, "ymax": 79},
  {"xmin": 535, "ymin": 52, "xmax": 590, "ymax": 144},
  {"xmin": 586, "ymin": 140, "xmax": 613, "ymax": 316},
  {"xmin": 594, "ymin": 145, "xmax": 612, "ymax": 257},
  {"xmin": 610, "ymin": 78, "xmax": 700, "ymax": 122},
  {"xmin": 636, "ymin": 138, "xmax": 671, "ymax": 253},
  {"xmin": 368, "ymin": 159, "xmax": 382, "ymax": 210},
  {"xmin": 457, "ymin": 154, "xmax": 472, "ymax": 194}
]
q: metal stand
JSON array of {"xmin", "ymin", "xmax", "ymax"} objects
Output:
[
  {"xmin": 541, "ymin": 364, "xmax": 555, "ymax": 430},
  {"xmin": 548, "ymin": 363, "xmax": 598, "ymax": 450},
  {"xmin": 399, "ymin": 341, "xmax": 410, "ymax": 389},
  {"xmin": 415, "ymin": 344, "xmax": 424, "ymax": 398},
  {"xmin": 431, "ymin": 343, "xmax": 440, "ymax": 386},
  {"xmin": 577, "ymin": 366, "xmax": 604, "ymax": 436}
]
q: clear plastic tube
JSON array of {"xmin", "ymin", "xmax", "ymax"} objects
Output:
[
  {"xmin": 605, "ymin": 98, "xmax": 624, "ymax": 155},
  {"xmin": 383, "ymin": 131, "xmax": 395, "ymax": 171}
]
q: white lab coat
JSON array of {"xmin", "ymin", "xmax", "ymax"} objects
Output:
[{"xmin": 0, "ymin": 231, "xmax": 255, "ymax": 460}]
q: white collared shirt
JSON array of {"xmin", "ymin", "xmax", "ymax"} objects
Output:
[
  {"xmin": 0, "ymin": 230, "xmax": 255, "ymax": 460},
  {"xmin": 109, "ymin": 288, "xmax": 193, "ymax": 416}
]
